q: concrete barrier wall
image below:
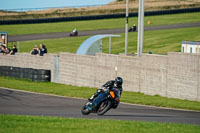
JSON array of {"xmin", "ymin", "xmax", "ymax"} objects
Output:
[
  {"xmin": 59, "ymin": 53, "xmax": 97, "ymax": 87},
  {"xmin": 0, "ymin": 52, "xmax": 199, "ymax": 101},
  {"xmin": 139, "ymin": 54, "xmax": 168, "ymax": 96},
  {"xmin": 0, "ymin": 53, "xmax": 56, "ymax": 82},
  {"xmin": 167, "ymin": 53, "xmax": 200, "ymax": 101}
]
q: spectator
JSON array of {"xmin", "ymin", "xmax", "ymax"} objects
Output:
[
  {"xmin": 0, "ymin": 45, "xmax": 6, "ymax": 54},
  {"xmin": 0, "ymin": 45, "xmax": 4, "ymax": 54},
  {"xmin": 39, "ymin": 44, "xmax": 47, "ymax": 56},
  {"xmin": 0, "ymin": 45, "xmax": 10, "ymax": 55},
  {"xmin": 5, "ymin": 47, "xmax": 10, "ymax": 54},
  {"xmin": 30, "ymin": 45, "xmax": 39, "ymax": 55},
  {"xmin": 9, "ymin": 45, "xmax": 18, "ymax": 55}
]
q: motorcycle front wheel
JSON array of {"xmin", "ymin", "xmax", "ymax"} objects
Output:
[
  {"xmin": 97, "ymin": 100, "xmax": 112, "ymax": 116},
  {"xmin": 81, "ymin": 104, "xmax": 91, "ymax": 115}
]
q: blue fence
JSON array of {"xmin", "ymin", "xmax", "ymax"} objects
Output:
[{"xmin": 0, "ymin": 8, "xmax": 200, "ymax": 25}]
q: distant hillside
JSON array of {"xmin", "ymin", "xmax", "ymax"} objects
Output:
[{"xmin": 1, "ymin": 0, "xmax": 200, "ymax": 20}]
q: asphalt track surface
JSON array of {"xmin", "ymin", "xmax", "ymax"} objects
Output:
[
  {"xmin": 8, "ymin": 22, "xmax": 200, "ymax": 42},
  {"xmin": 0, "ymin": 87, "xmax": 200, "ymax": 125}
]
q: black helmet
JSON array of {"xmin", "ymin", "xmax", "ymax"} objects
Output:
[{"xmin": 115, "ymin": 77, "xmax": 123, "ymax": 86}]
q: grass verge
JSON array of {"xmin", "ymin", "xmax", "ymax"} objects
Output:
[
  {"xmin": 1, "ymin": 114, "xmax": 200, "ymax": 133},
  {"xmin": 0, "ymin": 76, "xmax": 200, "ymax": 111},
  {"xmin": 15, "ymin": 27, "xmax": 200, "ymax": 55},
  {"xmin": 1, "ymin": 12, "xmax": 200, "ymax": 35}
]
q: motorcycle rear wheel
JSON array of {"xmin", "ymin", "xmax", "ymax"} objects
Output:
[{"xmin": 97, "ymin": 100, "xmax": 112, "ymax": 116}]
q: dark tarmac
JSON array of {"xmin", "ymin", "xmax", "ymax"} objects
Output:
[{"xmin": 0, "ymin": 87, "xmax": 200, "ymax": 125}]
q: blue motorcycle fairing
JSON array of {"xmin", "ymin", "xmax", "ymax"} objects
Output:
[
  {"xmin": 85, "ymin": 102, "xmax": 93, "ymax": 111},
  {"xmin": 84, "ymin": 93, "xmax": 108, "ymax": 112},
  {"xmin": 93, "ymin": 92, "xmax": 108, "ymax": 108}
]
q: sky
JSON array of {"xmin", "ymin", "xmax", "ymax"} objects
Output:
[{"xmin": 1, "ymin": 0, "xmax": 115, "ymax": 10}]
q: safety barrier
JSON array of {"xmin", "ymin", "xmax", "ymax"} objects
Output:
[
  {"xmin": 0, "ymin": 7, "xmax": 199, "ymax": 25},
  {"xmin": 0, "ymin": 66, "xmax": 51, "ymax": 82}
]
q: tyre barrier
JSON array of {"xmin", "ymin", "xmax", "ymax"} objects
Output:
[{"xmin": 0, "ymin": 66, "xmax": 51, "ymax": 82}]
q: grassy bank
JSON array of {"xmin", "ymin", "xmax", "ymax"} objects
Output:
[
  {"xmin": 1, "ymin": 12, "xmax": 200, "ymax": 35},
  {"xmin": 15, "ymin": 27, "xmax": 200, "ymax": 55},
  {"xmin": 1, "ymin": 0, "xmax": 200, "ymax": 20},
  {"xmin": 0, "ymin": 76, "xmax": 200, "ymax": 111},
  {"xmin": 1, "ymin": 114, "xmax": 200, "ymax": 133}
]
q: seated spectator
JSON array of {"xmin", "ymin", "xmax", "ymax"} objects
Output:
[
  {"xmin": 0, "ymin": 45, "xmax": 4, "ymax": 54},
  {"xmin": 9, "ymin": 45, "xmax": 18, "ymax": 55},
  {"xmin": 30, "ymin": 45, "xmax": 39, "ymax": 55},
  {"xmin": 4, "ymin": 47, "xmax": 11, "ymax": 54},
  {"xmin": 39, "ymin": 44, "xmax": 47, "ymax": 56},
  {"xmin": 0, "ymin": 45, "xmax": 10, "ymax": 55}
]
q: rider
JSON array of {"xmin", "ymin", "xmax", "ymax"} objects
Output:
[
  {"xmin": 129, "ymin": 24, "xmax": 136, "ymax": 32},
  {"xmin": 88, "ymin": 77, "xmax": 123, "ymax": 106},
  {"xmin": 73, "ymin": 28, "xmax": 77, "ymax": 34}
]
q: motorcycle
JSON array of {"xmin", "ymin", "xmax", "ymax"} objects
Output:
[
  {"xmin": 128, "ymin": 25, "xmax": 137, "ymax": 32},
  {"xmin": 69, "ymin": 31, "xmax": 78, "ymax": 36},
  {"xmin": 81, "ymin": 88, "xmax": 120, "ymax": 116}
]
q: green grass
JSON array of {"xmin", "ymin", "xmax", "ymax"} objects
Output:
[
  {"xmin": 1, "ymin": 76, "xmax": 200, "ymax": 111},
  {"xmin": 121, "ymin": 92, "xmax": 200, "ymax": 111},
  {"xmin": 1, "ymin": 12, "xmax": 200, "ymax": 35},
  {"xmin": 14, "ymin": 27, "xmax": 200, "ymax": 55},
  {"xmin": 103, "ymin": 27, "xmax": 200, "ymax": 55},
  {"xmin": 1, "ymin": 114, "xmax": 200, "ymax": 133},
  {"xmin": 16, "ymin": 36, "xmax": 89, "ymax": 54},
  {"xmin": 0, "ymin": 76, "xmax": 96, "ymax": 99},
  {"xmin": 0, "ymin": 115, "xmax": 200, "ymax": 133}
]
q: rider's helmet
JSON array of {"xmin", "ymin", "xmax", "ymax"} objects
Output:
[
  {"xmin": 114, "ymin": 77, "xmax": 123, "ymax": 87},
  {"xmin": 73, "ymin": 28, "xmax": 77, "ymax": 33}
]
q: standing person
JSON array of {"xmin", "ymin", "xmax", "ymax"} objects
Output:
[
  {"xmin": 39, "ymin": 44, "xmax": 47, "ymax": 56},
  {"xmin": 9, "ymin": 45, "xmax": 18, "ymax": 55}
]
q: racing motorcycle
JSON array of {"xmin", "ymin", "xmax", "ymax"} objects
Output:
[
  {"xmin": 128, "ymin": 25, "xmax": 136, "ymax": 32},
  {"xmin": 69, "ymin": 31, "xmax": 78, "ymax": 36},
  {"xmin": 81, "ymin": 87, "xmax": 121, "ymax": 116}
]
